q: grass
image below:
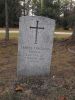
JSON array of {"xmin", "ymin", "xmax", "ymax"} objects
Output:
[
  {"xmin": 0, "ymin": 31, "xmax": 75, "ymax": 100},
  {"xmin": 0, "ymin": 32, "xmax": 71, "ymax": 40},
  {"xmin": 55, "ymin": 34, "xmax": 71, "ymax": 40},
  {"xmin": 55, "ymin": 27, "xmax": 72, "ymax": 32},
  {"xmin": 0, "ymin": 90, "xmax": 22, "ymax": 100},
  {"xmin": 0, "ymin": 33, "xmax": 18, "ymax": 40}
]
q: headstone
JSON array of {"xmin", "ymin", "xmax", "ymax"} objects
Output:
[{"xmin": 17, "ymin": 16, "xmax": 55, "ymax": 77}]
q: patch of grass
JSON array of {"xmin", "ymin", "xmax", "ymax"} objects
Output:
[
  {"xmin": 9, "ymin": 33, "xmax": 18, "ymax": 39},
  {"xmin": 0, "ymin": 32, "xmax": 71, "ymax": 41},
  {"xmin": 55, "ymin": 28, "xmax": 72, "ymax": 32},
  {"xmin": 54, "ymin": 34, "xmax": 71, "ymax": 40},
  {"xmin": 0, "ymin": 90, "xmax": 22, "ymax": 100},
  {"xmin": 0, "ymin": 33, "xmax": 18, "ymax": 39},
  {"xmin": 0, "ymin": 33, "xmax": 5, "ymax": 39}
]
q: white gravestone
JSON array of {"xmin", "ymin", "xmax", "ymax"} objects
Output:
[{"xmin": 17, "ymin": 16, "xmax": 55, "ymax": 77}]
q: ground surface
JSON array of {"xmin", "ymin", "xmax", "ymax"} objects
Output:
[{"xmin": 0, "ymin": 34, "xmax": 75, "ymax": 100}]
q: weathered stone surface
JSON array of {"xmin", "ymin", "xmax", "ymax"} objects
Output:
[{"xmin": 17, "ymin": 16, "xmax": 55, "ymax": 77}]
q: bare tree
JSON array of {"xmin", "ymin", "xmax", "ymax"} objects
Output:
[
  {"xmin": 22, "ymin": 0, "xmax": 31, "ymax": 16},
  {"xmin": 5, "ymin": 0, "xmax": 9, "ymax": 41},
  {"xmin": 23, "ymin": 0, "xmax": 26, "ymax": 16},
  {"xmin": 72, "ymin": 22, "xmax": 75, "ymax": 38},
  {"xmin": 70, "ymin": 0, "xmax": 75, "ymax": 39},
  {"xmin": 41, "ymin": 0, "xmax": 44, "ymax": 14},
  {"xmin": 72, "ymin": 8, "xmax": 75, "ymax": 38}
]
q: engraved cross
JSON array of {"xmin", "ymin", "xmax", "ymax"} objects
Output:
[{"xmin": 30, "ymin": 21, "xmax": 44, "ymax": 44}]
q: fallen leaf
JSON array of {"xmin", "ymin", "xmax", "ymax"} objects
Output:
[
  {"xmin": 58, "ymin": 96, "xmax": 67, "ymax": 100},
  {"xmin": 15, "ymin": 85, "xmax": 23, "ymax": 92}
]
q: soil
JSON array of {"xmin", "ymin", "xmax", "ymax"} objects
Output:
[{"xmin": 0, "ymin": 39, "xmax": 75, "ymax": 100}]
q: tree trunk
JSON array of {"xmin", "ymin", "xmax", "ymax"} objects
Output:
[
  {"xmin": 67, "ymin": 22, "xmax": 75, "ymax": 54},
  {"xmin": 5, "ymin": 0, "xmax": 9, "ymax": 41},
  {"xmin": 70, "ymin": 0, "xmax": 75, "ymax": 41},
  {"xmin": 72, "ymin": 22, "xmax": 75, "ymax": 40},
  {"xmin": 24, "ymin": 0, "xmax": 26, "ymax": 16},
  {"xmin": 41, "ymin": 0, "xmax": 44, "ymax": 14}
]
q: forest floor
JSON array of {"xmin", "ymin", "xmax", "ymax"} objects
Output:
[{"xmin": 0, "ymin": 34, "xmax": 75, "ymax": 100}]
